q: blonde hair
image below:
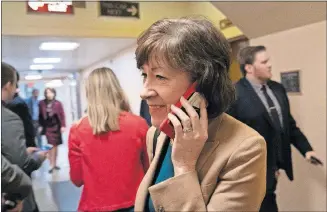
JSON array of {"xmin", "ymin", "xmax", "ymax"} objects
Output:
[{"xmin": 85, "ymin": 67, "xmax": 130, "ymax": 135}]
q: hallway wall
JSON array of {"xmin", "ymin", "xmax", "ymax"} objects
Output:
[
  {"xmin": 250, "ymin": 21, "xmax": 326, "ymax": 211},
  {"xmin": 110, "ymin": 46, "xmax": 143, "ymax": 115},
  {"xmin": 79, "ymin": 45, "xmax": 142, "ymax": 115}
]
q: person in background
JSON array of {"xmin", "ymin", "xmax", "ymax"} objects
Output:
[
  {"xmin": 39, "ymin": 88, "xmax": 66, "ymax": 174},
  {"xmin": 68, "ymin": 67, "xmax": 149, "ymax": 212},
  {"xmin": 6, "ymin": 72, "xmax": 36, "ymax": 148},
  {"xmin": 227, "ymin": 45, "xmax": 323, "ymax": 212},
  {"xmin": 26, "ymin": 89, "xmax": 42, "ymax": 147},
  {"xmin": 134, "ymin": 17, "xmax": 266, "ymax": 211},
  {"xmin": 140, "ymin": 99, "xmax": 152, "ymax": 126},
  {"xmin": 1, "ymin": 62, "xmax": 47, "ymax": 212}
]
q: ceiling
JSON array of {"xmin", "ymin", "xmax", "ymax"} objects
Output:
[
  {"xmin": 2, "ymin": 36, "xmax": 136, "ymax": 76},
  {"xmin": 212, "ymin": 2, "xmax": 326, "ymax": 39}
]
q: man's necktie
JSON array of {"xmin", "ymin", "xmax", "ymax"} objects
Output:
[
  {"xmin": 261, "ymin": 85, "xmax": 282, "ymax": 130},
  {"xmin": 261, "ymin": 85, "xmax": 284, "ymax": 166}
]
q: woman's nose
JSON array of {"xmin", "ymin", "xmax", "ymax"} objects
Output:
[{"xmin": 140, "ymin": 87, "xmax": 156, "ymax": 100}]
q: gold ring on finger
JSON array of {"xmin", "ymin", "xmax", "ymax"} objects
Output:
[{"xmin": 183, "ymin": 127, "xmax": 193, "ymax": 133}]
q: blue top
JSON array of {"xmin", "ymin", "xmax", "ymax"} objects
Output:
[
  {"xmin": 146, "ymin": 142, "xmax": 174, "ymax": 212},
  {"xmin": 26, "ymin": 97, "xmax": 39, "ymax": 121},
  {"xmin": 31, "ymin": 98, "xmax": 39, "ymax": 121}
]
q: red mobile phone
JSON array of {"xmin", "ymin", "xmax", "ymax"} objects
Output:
[{"xmin": 159, "ymin": 82, "xmax": 202, "ymax": 139}]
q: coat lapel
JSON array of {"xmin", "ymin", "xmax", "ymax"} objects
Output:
[
  {"xmin": 136, "ymin": 132, "xmax": 167, "ymax": 211},
  {"xmin": 196, "ymin": 114, "xmax": 223, "ymax": 172},
  {"xmin": 240, "ymin": 78, "xmax": 277, "ymax": 131},
  {"xmin": 53, "ymin": 100, "xmax": 59, "ymax": 114},
  {"xmin": 41, "ymin": 100, "xmax": 59, "ymax": 117},
  {"xmin": 136, "ymin": 114, "xmax": 224, "ymax": 209}
]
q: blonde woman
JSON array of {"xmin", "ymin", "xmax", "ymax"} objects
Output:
[{"xmin": 68, "ymin": 67, "xmax": 149, "ymax": 212}]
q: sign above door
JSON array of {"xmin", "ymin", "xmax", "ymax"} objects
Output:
[
  {"xmin": 27, "ymin": 1, "xmax": 74, "ymax": 14},
  {"xmin": 99, "ymin": 1, "xmax": 139, "ymax": 18}
]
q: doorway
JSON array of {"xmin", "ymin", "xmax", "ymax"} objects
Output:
[{"xmin": 228, "ymin": 36, "xmax": 249, "ymax": 83}]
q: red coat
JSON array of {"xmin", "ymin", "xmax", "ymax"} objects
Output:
[{"xmin": 68, "ymin": 112, "xmax": 149, "ymax": 211}]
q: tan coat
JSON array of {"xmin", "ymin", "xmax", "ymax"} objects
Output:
[{"xmin": 135, "ymin": 113, "xmax": 267, "ymax": 212}]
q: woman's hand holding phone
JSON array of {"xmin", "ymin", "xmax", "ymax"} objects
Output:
[{"xmin": 168, "ymin": 96, "xmax": 208, "ymax": 177}]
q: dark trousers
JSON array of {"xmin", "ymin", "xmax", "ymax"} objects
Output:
[{"xmin": 260, "ymin": 175, "xmax": 278, "ymax": 212}]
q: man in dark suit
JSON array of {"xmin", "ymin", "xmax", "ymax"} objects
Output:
[
  {"xmin": 227, "ymin": 46, "xmax": 322, "ymax": 212},
  {"xmin": 7, "ymin": 72, "xmax": 36, "ymax": 147}
]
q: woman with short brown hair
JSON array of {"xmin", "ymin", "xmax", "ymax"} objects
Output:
[
  {"xmin": 134, "ymin": 17, "xmax": 267, "ymax": 211},
  {"xmin": 39, "ymin": 87, "xmax": 65, "ymax": 174}
]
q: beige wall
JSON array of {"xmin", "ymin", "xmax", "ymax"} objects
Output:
[
  {"xmin": 2, "ymin": 2, "xmax": 242, "ymax": 39},
  {"xmin": 2, "ymin": 2, "xmax": 192, "ymax": 37},
  {"xmin": 251, "ymin": 21, "xmax": 326, "ymax": 211}
]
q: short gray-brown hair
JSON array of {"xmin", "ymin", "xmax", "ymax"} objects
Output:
[{"xmin": 135, "ymin": 17, "xmax": 235, "ymax": 118}]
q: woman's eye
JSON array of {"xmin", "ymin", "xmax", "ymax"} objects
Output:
[
  {"xmin": 156, "ymin": 75, "xmax": 166, "ymax": 81},
  {"xmin": 141, "ymin": 73, "xmax": 147, "ymax": 79}
]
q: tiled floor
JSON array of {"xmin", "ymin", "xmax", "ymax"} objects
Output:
[{"xmin": 32, "ymin": 144, "xmax": 81, "ymax": 211}]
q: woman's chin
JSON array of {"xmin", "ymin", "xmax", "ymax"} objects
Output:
[{"xmin": 151, "ymin": 118, "xmax": 165, "ymax": 129}]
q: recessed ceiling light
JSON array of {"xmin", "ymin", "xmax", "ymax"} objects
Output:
[
  {"xmin": 70, "ymin": 80, "xmax": 77, "ymax": 86},
  {"xmin": 39, "ymin": 42, "xmax": 80, "ymax": 51},
  {"xmin": 30, "ymin": 64, "xmax": 54, "ymax": 70},
  {"xmin": 46, "ymin": 79, "xmax": 64, "ymax": 87},
  {"xmin": 25, "ymin": 75, "xmax": 43, "ymax": 80},
  {"xmin": 33, "ymin": 58, "xmax": 61, "ymax": 63}
]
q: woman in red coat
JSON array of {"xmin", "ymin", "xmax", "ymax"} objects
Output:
[
  {"xmin": 39, "ymin": 87, "xmax": 66, "ymax": 173},
  {"xmin": 68, "ymin": 67, "xmax": 149, "ymax": 211}
]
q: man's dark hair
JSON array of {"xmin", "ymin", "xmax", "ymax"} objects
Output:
[
  {"xmin": 1, "ymin": 62, "xmax": 17, "ymax": 89},
  {"xmin": 16, "ymin": 71, "xmax": 20, "ymax": 88},
  {"xmin": 136, "ymin": 17, "xmax": 235, "ymax": 118},
  {"xmin": 238, "ymin": 45, "xmax": 266, "ymax": 76}
]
